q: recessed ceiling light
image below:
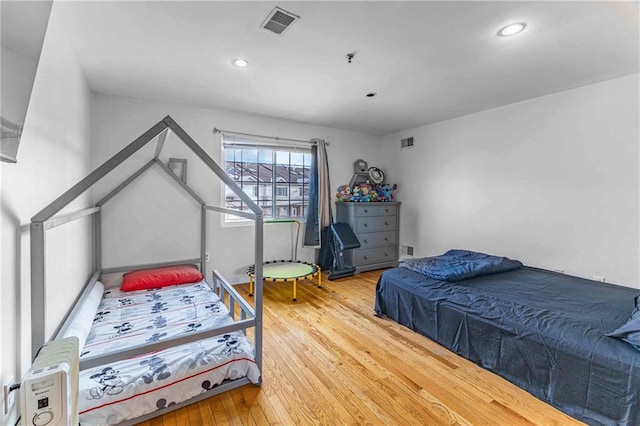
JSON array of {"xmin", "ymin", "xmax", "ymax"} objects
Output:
[
  {"xmin": 498, "ymin": 22, "xmax": 526, "ymax": 37},
  {"xmin": 232, "ymin": 58, "xmax": 249, "ymax": 68},
  {"xmin": 366, "ymin": 92, "xmax": 377, "ymax": 98}
]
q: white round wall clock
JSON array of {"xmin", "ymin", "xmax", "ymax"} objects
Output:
[{"xmin": 368, "ymin": 167, "xmax": 384, "ymax": 184}]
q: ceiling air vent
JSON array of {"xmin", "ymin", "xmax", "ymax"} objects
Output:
[
  {"xmin": 401, "ymin": 136, "xmax": 414, "ymax": 149},
  {"xmin": 261, "ymin": 7, "xmax": 299, "ymax": 35}
]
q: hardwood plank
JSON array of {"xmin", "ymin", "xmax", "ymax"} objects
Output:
[
  {"xmin": 208, "ymin": 395, "xmax": 230, "ymax": 426},
  {"xmin": 239, "ymin": 385, "xmax": 274, "ymax": 426},
  {"xmin": 277, "ymin": 307, "xmax": 444, "ymax": 424},
  {"xmin": 173, "ymin": 402, "xmax": 190, "ymax": 426},
  {"xmin": 259, "ymin": 347, "xmax": 322, "ymax": 424},
  {"xmin": 149, "ymin": 416, "xmax": 164, "ymax": 426},
  {"xmin": 253, "ymin": 378, "xmax": 296, "ymax": 425},
  {"xmin": 220, "ymin": 391, "xmax": 243, "ymax": 426},
  {"xmin": 186, "ymin": 401, "xmax": 203, "ymax": 425},
  {"xmin": 138, "ymin": 270, "xmax": 584, "ymax": 426},
  {"xmin": 263, "ymin": 320, "xmax": 360, "ymax": 424},
  {"xmin": 197, "ymin": 400, "xmax": 216, "ymax": 426},
  {"xmin": 157, "ymin": 410, "xmax": 177, "ymax": 426},
  {"xmin": 284, "ymin": 285, "xmax": 474, "ymax": 425}
]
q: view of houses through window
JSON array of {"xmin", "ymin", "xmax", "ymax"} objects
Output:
[{"xmin": 223, "ymin": 140, "xmax": 312, "ymax": 222}]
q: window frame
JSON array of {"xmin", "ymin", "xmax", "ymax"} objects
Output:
[{"xmin": 221, "ymin": 135, "xmax": 312, "ymax": 225}]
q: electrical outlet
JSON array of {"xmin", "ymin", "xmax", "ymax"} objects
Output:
[
  {"xmin": 3, "ymin": 377, "xmax": 15, "ymax": 415},
  {"xmin": 205, "ymin": 252, "xmax": 210, "ymax": 262},
  {"xmin": 593, "ymin": 275, "xmax": 606, "ymax": 283}
]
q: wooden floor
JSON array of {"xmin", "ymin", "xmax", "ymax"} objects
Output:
[{"xmin": 138, "ymin": 270, "xmax": 583, "ymax": 426}]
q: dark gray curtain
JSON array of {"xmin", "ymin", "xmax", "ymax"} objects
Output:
[
  {"xmin": 304, "ymin": 144, "xmax": 320, "ymax": 246},
  {"xmin": 304, "ymin": 139, "xmax": 331, "ymax": 247}
]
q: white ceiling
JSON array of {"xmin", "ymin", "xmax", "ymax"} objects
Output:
[{"xmin": 53, "ymin": 1, "xmax": 639, "ymax": 135}]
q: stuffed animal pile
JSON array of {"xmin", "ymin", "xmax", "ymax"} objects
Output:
[{"xmin": 336, "ymin": 183, "xmax": 397, "ymax": 202}]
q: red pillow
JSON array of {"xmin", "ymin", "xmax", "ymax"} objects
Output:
[{"xmin": 120, "ymin": 264, "xmax": 204, "ymax": 292}]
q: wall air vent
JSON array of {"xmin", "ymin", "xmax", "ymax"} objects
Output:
[
  {"xmin": 261, "ymin": 7, "xmax": 300, "ymax": 35},
  {"xmin": 401, "ymin": 245, "xmax": 414, "ymax": 257},
  {"xmin": 401, "ymin": 136, "xmax": 414, "ymax": 149}
]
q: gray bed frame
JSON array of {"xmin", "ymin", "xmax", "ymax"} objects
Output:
[{"xmin": 29, "ymin": 115, "xmax": 264, "ymax": 424}]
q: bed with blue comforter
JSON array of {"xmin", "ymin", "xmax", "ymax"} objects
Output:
[{"xmin": 375, "ymin": 250, "xmax": 640, "ymax": 425}]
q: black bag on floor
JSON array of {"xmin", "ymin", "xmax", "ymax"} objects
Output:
[
  {"xmin": 327, "ymin": 222, "xmax": 360, "ymax": 280},
  {"xmin": 316, "ymin": 226, "xmax": 334, "ymax": 271}
]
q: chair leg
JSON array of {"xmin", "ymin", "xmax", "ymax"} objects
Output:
[
  {"xmin": 249, "ymin": 276, "xmax": 254, "ymax": 296},
  {"xmin": 292, "ymin": 280, "xmax": 297, "ymax": 302}
]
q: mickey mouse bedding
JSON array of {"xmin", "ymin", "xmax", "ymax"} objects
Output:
[{"xmin": 78, "ymin": 281, "xmax": 260, "ymax": 425}]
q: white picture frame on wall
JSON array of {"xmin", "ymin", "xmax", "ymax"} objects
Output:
[{"xmin": 168, "ymin": 158, "xmax": 187, "ymax": 184}]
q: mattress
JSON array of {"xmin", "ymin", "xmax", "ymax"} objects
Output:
[
  {"xmin": 375, "ymin": 266, "xmax": 640, "ymax": 426},
  {"xmin": 78, "ymin": 281, "xmax": 260, "ymax": 425}
]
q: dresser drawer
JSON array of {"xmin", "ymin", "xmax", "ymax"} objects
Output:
[
  {"xmin": 353, "ymin": 247, "xmax": 398, "ymax": 266},
  {"xmin": 357, "ymin": 231, "xmax": 396, "ymax": 249},
  {"xmin": 336, "ymin": 201, "xmax": 400, "ymax": 273},
  {"xmin": 355, "ymin": 216, "xmax": 397, "ymax": 233},
  {"xmin": 354, "ymin": 204, "xmax": 398, "ymax": 217}
]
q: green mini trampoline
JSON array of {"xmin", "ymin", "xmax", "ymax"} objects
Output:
[{"xmin": 246, "ymin": 220, "xmax": 321, "ymax": 301}]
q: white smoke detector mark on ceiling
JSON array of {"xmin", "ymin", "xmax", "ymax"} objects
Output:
[{"xmin": 261, "ymin": 7, "xmax": 299, "ymax": 35}]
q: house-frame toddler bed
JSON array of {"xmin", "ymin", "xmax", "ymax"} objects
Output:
[
  {"xmin": 375, "ymin": 250, "xmax": 640, "ymax": 426},
  {"xmin": 30, "ymin": 116, "xmax": 264, "ymax": 425}
]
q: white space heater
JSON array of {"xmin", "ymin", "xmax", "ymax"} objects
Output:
[{"xmin": 21, "ymin": 337, "xmax": 79, "ymax": 426}]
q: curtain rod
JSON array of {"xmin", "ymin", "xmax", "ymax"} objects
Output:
[{"xmin": 213, "ymin": 127, "xmax": 329, "ymax": 146}]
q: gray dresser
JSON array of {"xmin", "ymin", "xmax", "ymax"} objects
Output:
[{"xmin": 335, "ymin": 202, "xmax": 400, "ymax": 273}]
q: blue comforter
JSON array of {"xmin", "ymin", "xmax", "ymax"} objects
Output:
[
  {"xmin": 399, "ymin": 249, "xmax": 523, "ymax": 281},
  {"xmin": 375, "ymin": 266, "xmax": 640, "ymax": 425}
]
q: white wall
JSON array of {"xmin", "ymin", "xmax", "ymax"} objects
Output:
[
  {"xmin": 382, "ymin": 74, "xmax": 640, "ymax": 288},
  {"xmin": 90, "ymin": 93, "xmax": 381, "ymax": 284},
  {"xmin": 0, "ymin": 4, "xmax": 93, "ymax": 423}
]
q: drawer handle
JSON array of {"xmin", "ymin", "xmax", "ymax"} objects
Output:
[
  {"xmin": 384, "ymin": 222, "xmax": 389, "ymax": 226},
  {"xmin": 363, "ymin": 209, "xmax": 369, "ymax": 213},
  {"xmin": 385, "ymin": 209, "xmax": 389, "ymax": 213},
  {"xmin": 363, "ymin": 239, "xmax": 369, "ymax": 244},
  {"xmin": 384, "ymin": 237, "xmax": 389, "ymax": 242},
  {"xmin": 384, "ymin": 253, "xmax": 389, "ymax": 257},
  {"xmin": 363, "ymin": 223, "xmax": 368, "ymax": 227},
  {"xmin": 364, "ymin": 255, "xmax": 369, "ymax": 260}
]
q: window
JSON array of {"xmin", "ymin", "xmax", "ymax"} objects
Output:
[
  {"xmin": 276, "ymin": 187, "xmax": 288, "ymax": 197},
  {"xmin": 223, "ymin": 136, "xmax": 312, "ymax": 222}
]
